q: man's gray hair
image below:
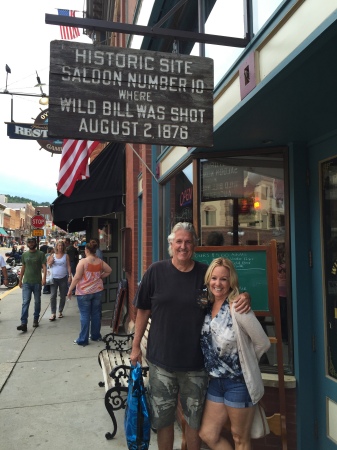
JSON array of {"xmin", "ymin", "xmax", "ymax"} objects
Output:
[{"xmin": 167, "ymin": 222, "xmax": 198, "ymax": 256}]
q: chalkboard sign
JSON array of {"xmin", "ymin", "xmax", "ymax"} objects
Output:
[{"xmin": 194, "ymin": 244, "xmax": 277, "ymax": 312}]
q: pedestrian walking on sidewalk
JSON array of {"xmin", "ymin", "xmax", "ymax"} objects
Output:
[
  {"xmin": 48, "ymin": 240, "xmax": 72, "ymax": 321},
  {"xmin": 67, "ymin": 239, "xmax": 112, "ymax": 346},
  {"xmin": 17, "ymin": 237, "xmax": 46, "ymax": 332},
  {"xmin": 43, "ymin": 247, "xmax": 54, "ymax": 294}
]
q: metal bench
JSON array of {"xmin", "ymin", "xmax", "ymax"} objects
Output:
[{"xmin": 98, "ymin": 322, "xmax": 150, "ymax": 440}]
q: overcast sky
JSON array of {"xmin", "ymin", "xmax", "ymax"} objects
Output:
[{"xmin": 0, "ymin": 1, "xmax": 92, "ymax": 204}]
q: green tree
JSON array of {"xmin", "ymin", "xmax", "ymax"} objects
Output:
[{"xmin": 5, "ymin": 195, "xmax": 50, "ymax": 207}]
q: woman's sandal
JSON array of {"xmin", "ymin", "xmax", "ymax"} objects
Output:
[
  {"xmin": 58, "ymin": 312, "xmax": 63, "ymax": 318},
  {"xmin": 49, "ymin": 314, "xmax": 56, "ymax": 321}
]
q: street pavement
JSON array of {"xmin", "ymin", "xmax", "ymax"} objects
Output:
[{"xmin": 0, "ymin": 248, "xmax": 182, "ymax": 450}]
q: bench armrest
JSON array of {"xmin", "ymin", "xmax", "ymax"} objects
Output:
[
  {"xmin": 110, "ymin": 364, "xmax": 150, "ymax": 388},
  {"xmin": 102, "ymin": 332, "xmax": 135, "ymax": 352}
]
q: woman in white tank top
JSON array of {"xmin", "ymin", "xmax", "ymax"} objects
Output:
[{"xmin": 47, "ymin": 240, "xmax": 72, "ymax": 321}]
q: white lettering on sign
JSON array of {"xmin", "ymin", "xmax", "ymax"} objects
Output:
[
  {"xmin": 49, "ymin": 41, "xmax": 214, "ymax": 146},
  {"xmin": 171, "ymin": 107, "xmax": 205, "ymax": 123},
  {"xmin": 62, "ymin": 66, "xmax": 123, "ymax": 86},
  {"xmin": 62, "ymin": 65, "xmax": 204, "ymax": 93},
  {"xmin": 118, "ymin": 91, "xmax": 152, "ymax": 102},
  {"xmin": 75, "ymin": 49, "xmax": 156, "ymax": 70},
  {"xmin": 136, "ymin": 105, "xmax": 165, "ymax": 120},
  {"xmin": 77, "ymin": 118, "xmax": 189, "ymax": 140},
  {"xmin": 78, "ymin": 119, "xmax": 139, "ymax": 136},
  {"xmin": 14, "ymin": 126, "xmax": 49, "ymax": 138}
]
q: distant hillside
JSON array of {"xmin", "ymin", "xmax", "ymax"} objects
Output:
[{"xmin": 5, "ymin": 195, "xmax": 50, "ymax": 207}]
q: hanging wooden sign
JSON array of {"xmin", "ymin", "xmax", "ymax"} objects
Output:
[{"xmin": 48, "ymin": 40, "xmax": 214, "ymax": 147}]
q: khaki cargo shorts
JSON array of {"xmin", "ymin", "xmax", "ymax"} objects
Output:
[{"xmin": 147, "ymin": 361, "xmax": 208, "ymax": 430}]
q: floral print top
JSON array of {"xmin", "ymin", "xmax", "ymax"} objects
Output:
[{"xmin": 200, "ymin": 299, "xmax": 244, "ymax": 381}]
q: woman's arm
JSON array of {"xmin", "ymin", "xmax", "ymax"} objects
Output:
[
  {"xmin": 66, "ymin": 254, "xmax": 72, "ymax": 283},
  {"xmin": 101, "ymin": 261, "xmax": 112, "ymax": 279},
  {"xmin": 234, "ymin": 309, "xmax": 271, "ymax": 359},
  {"xmin": 47, "ymin": 254, "xmax": 54, "ymax": 266},
  {"xmin": 67, "ymin": 260, "xmax": 85, "ymax": 297}
]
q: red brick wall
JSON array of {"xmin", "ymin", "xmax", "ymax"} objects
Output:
[
  {"xmin": 125, "ymin": 142, "xmax": 140, "ymax": 323},
  {"xmin": 226, "ymin": 387, "xmax": 296, "ymax": 450},
  {"xmin": 125, "ymin": 143, "xmax": 153, "ymax": 324},
  {"xmin": 255, "ymin": 386, "xmax": 297, "ymax": 450}
]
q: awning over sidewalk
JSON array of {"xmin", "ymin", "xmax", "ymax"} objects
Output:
[
  {"xmin": 51, "ymin": 142, "xmax": 125, "ymax": 232},
  {"xmin": 0, "ymin": 227, "xmax": 8, "ymax": 236}
]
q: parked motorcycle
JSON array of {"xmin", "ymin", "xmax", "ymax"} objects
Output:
[
  {"xmin": 1, "ymin": 265, "xmax": 19, "ymax": 289},
  {"xmin": 5, "ymin": 252, "xmax": 21, "ymax": 266}
]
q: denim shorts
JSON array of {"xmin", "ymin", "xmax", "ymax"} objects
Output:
[{"xmin": 207, "ymin": 377, "xmax": 253, "ymax": 408}]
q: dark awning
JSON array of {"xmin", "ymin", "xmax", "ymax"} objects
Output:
[{"xmin": 51, "ymin": 142, "xmax": 125, "ymax": 232}]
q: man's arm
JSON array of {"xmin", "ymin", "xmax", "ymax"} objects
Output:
[
  {"xmin": 19, "ymin": 264, "xmax": 25, "ymax": 288},
  {"xmin": 130, "ymin": 309, "xmax": 151, "ymax": 365},
  {"xmin": 234, "ymin": 291, "xmax": 251, "ymax": 313}
]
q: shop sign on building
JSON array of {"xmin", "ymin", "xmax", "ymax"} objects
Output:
[
  {"xmin": 48, "ymin": 41, "xmax": 214, "ymax": 147},
  {"xmin": 6, "ymin": 109, "xmax": 63, "ymax": 154}
]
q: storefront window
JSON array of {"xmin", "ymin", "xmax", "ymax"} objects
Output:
[
  {"xmin": 97, "ymin": 218, "xmax": 118, "ymax": 252},
  {"xmin": 163, "ymin": 164, "xmax": 193, "ymax": 240},
  {"xmin": 200, "ymin": 156, "xmax": 285, "ymax": 247},
  {"xmin": 321, "ymin": 158, "xmax": 337, "ymax": 380}
]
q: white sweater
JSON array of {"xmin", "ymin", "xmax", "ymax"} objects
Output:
[{"xmin": 231, "ymin": 307, "xmax": 271, "ymax": 404}]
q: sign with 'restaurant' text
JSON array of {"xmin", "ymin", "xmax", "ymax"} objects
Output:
[
  {"xmin": 48, "ymin": 40, "xmax": 214, "ymax": 147},
  {"xmin": 6, "ymin": 109, "xmax": 63, "ymax": 155}
]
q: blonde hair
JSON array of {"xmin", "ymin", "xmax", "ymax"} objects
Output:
[
  {"xmin": 55, "ymin": 240, "xmax": 66, "ymax": 253},
  {"xmin": 204, "ymin": 257, "xmax": 240, "ymax": 303}
]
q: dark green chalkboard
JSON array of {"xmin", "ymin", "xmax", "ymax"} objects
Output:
[{"xmin": 194, "ymin": 245, "xmax": 276, "ymax": 312}]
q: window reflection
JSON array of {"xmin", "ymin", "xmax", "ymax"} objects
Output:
[
  {"xmin": 200, "ymin": 157, "xmax": 285, "ymax": 247},
  {"xmin": 97, "ymin": 219, "xmax": 118, "ymax": 252},
  {"xmin": 322, "ymin": 159, "xmax": 337, "ymax": 380}
]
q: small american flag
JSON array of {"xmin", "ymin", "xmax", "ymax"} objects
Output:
[{"xmin": 57, "ymin": 9, "xmax": 80, "ymax": 40}]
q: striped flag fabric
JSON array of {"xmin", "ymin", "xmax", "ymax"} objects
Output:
[
  {"xmin": 57, "ymin": 9, "xmax": 80, "ymax": 40},
  {"xmin": 57, "ymin": 140, "xmax": 100, "ymax": 197}
]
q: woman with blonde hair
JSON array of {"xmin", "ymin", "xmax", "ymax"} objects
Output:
[
  {"xmin": 67, "ymin": 239, "xmax": 112, "ymax": 346},
  {"xmin": 48, "ymin": 240, "xmax": 72, "ymax": 321},
  {"xmin": 199, "ymin": 257, "xmax": 270, "ymax": 450}
]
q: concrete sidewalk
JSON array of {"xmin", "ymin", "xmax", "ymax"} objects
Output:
[{"xmin": 0, "ymin": 286, "xmax": 182, "ymax": 450}]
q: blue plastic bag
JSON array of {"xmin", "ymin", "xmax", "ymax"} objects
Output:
[{"xmin": 124, "ymin": 363, "xmax": 151, "ymax": 450}]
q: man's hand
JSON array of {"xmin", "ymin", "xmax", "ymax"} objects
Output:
[
  {"xmin": 130, "ymin": 345, "xmax": 142, "ymax": 366},
  {"xmin": 234, "ymin": 292, "xmax": 251, "ymax": 313}
]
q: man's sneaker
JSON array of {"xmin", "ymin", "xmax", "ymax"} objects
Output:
[
  {"xmin": 17, "ymin": 324, "xmax": 27, "ymax": 332},
  {"xmin": 33, "ymin": 321, "xmax": 39, "ymax": 328}
]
